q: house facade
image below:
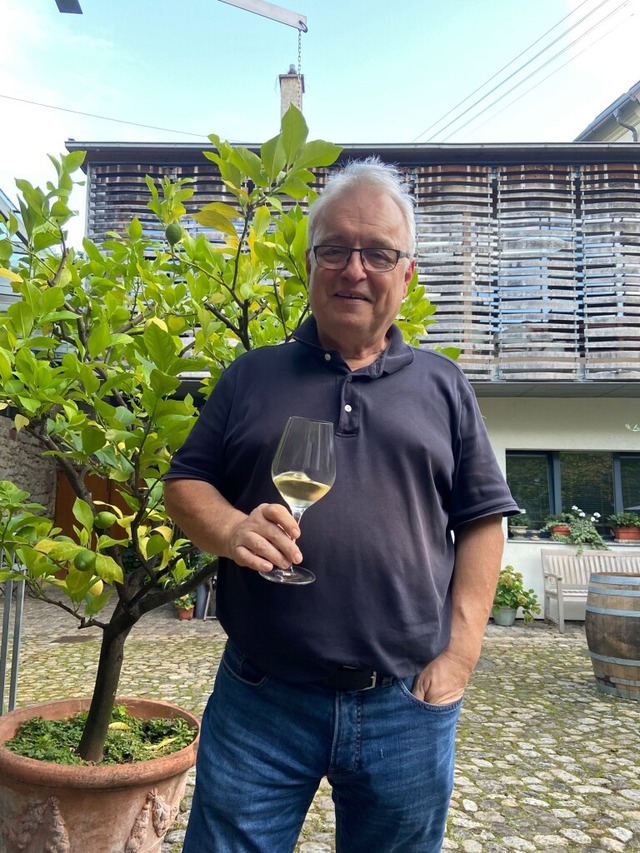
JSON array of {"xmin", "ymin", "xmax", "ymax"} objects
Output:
[{"xmin": 62, "ymin": 137, "xmax": 640, "ymax": 614}]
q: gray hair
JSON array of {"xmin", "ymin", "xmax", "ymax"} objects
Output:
[{"xmin": 307, "ymin": 157, "xmax": 416, "ymax": 256}]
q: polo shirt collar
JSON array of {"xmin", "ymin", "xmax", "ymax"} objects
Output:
[{"xmin": 293, "ymin": 317, "xmax": 414, "ymax": 375}]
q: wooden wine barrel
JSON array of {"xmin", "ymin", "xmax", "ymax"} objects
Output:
[{"xmin": 585, "ymin": 572, "xmax": 640, "ymax": 701}]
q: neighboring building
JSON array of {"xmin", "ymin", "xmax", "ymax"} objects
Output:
[
  {"xmin": 64, "ymin": 136, "xmax": 640, "ymax": 611},
  {"xmin": 575, "ymin": 79, "xmax": 640, "ymax": 142}
]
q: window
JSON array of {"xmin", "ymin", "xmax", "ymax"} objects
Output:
[{"xmin": 506, "ymin": 451, "xmax": 639, "ymax": 535}]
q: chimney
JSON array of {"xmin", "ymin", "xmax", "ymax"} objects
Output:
[{"xmin": 279, "ymin": 64, "xmax": 304, "ymax": 115}]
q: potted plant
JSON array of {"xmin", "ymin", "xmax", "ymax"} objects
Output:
[
  {"xmin": 542, "ymin": 506, "xmax": 608, "ymax": 555},
  {"xmin": 507, "ymin": 510, "xmax": 529, "ymax": 538},
  {"xmin": 606, "ymin": 511, "xmax": 640, "ymax": 542},
  {"xmin": 0, "ymin": 110, "xmax": 376, "ymax": 850},
  {"xmin": 492, "ymin": 565, "xmax": 540, "ymax": 626},
  {"xmin": 542, "ymin": 510, "xmax": 575, "ymax": 538},
  {"xmin": 174, "ymin": 592, "xmax": 196, "ymax": 620}
]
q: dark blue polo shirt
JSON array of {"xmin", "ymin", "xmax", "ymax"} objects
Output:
[{"xmin": 166, "ymin": 317, "xmax": 518, "ymax": 681}]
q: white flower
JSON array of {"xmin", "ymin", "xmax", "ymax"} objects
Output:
[
  {"xmin": 572, "ymin": 505, "xmax": 579, "ymax": 511},
  {"xmin": 593, "ymin": 512, "xmax": 601, "ymax": 518},
  {"xmin": 579, "ymin": 511, "xmax": 585, "ymax": 518}
]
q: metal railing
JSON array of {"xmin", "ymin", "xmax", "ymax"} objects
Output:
[{"xmin": 0, "ymin": 553, "xmax": 26, "ymax": 715}]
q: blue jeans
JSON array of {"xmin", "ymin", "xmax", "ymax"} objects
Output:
[{"xmin": 183, "ymin": 641, "xmax": 462, "ymax": 853}]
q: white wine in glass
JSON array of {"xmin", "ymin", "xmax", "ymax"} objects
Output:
[{"xmin": 261, "ymin": 417, "xmax": 336, "ymax": 585}]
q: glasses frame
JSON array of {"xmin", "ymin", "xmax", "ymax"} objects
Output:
[{"xmin": 313, "ymin": 245, "xmax": 412, "ymax": 273}]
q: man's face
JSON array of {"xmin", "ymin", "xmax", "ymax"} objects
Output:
[{"xmin": 306, "ymin": 188, "xmax": 415, "ymax": 351}]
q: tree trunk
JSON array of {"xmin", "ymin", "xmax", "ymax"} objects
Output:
[{"xmin": 76, "ymin": 611, "xmax": 138, "ymax": 763}]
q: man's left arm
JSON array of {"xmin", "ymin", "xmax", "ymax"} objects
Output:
[{"xmin": 412, "ymin": 513, "xmax": 505, "ymax": 704}]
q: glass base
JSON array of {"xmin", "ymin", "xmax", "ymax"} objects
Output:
[{"xmin": 259, "ymin": 566, "xmax": 316, "ymax": 585}]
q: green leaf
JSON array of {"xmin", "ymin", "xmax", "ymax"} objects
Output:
[
  {"xmin": 72, "ymin": 498, "xmax": 94, "ymax": 532},
  {"xmin": 294, "ymin": 139, "xmax": 342, "ymax": 170},
  {"xmin": 280, "ymin": 105, "xmax": 308, "ymax": 167},
  {"xmin": 150, "ymin": 369, "xmax": 181, "ymax": 397},
  {"xmin": 261, "ymin": 134, "xmax": 286, "ymax": 183},
  {"xmin": 95, "ymin": 553, "xmax": 124, "ymax": 584},
  {"xmin": 194, "ymin": 203, "xmax": 239, "ymax": 236},
  {"xmin": 0, "ymin": 348, "xmax": 13, "ymax": 381},
  {"xmin": 7, "ymin": 302, "xmax": 34, "ymax": 338},
  {"xmin": 146, "ymin": 534, "xmax": 169, "ymax": 558},
  {"xmin": 128, "ymin": 218, "xmax": 143, "ymax": 240},
  {"xmin": 253, "ymin": 206, "xmax": 271, "ymax": 239},
  {"xmin": 142, "ymin": 322, "xmax": 177, "ymax": 372},
  {"xmin": 80, "ymin": 424, "xmax": 106, "ymax": 454},
  {"xmin": 87, "ymin": 322, "xmax": 112, "ymax": 357},
  {"xmin": 229, "ymin": 147, "xmax": 267, "ymax": 187},
  {"xmin": 63, "ymin": 149, "xmax": 86, "ymax": 172}
]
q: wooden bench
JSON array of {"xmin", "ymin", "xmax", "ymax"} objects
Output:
[{"xmin": 542, "ymin": 549, "xmax": 640, "ymax": 632}]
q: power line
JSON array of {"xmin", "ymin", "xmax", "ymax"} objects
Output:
[
  {"xmin": 438, "ymin": 0, "xmax": 630, "ymax": 142},
  {"xmin": 455, "ymin": 11, "xmax": 631, "ymax": 139},
  {"xmin": 411, "ymin": 0, "xmax": 617, "ymax": 143},
  {"xmin": 0, "ymin": 93, "xmax": 209, "ymax": 139}
]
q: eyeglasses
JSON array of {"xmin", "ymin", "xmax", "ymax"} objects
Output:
[{"xmin": 313, "ymin": 245, "xmax": 412, "ymax": 273}]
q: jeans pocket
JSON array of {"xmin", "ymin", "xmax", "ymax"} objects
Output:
[
  {"xmin": 397, "ymin": 678, "xmax": 464, "ymax": 713},
  {"xmin": 222, "ymin": 640, "xmax": 270, "ymax": 687}
]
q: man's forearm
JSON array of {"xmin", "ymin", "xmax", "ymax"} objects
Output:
[
  {"xmin": 448, "ymin": 513, "xmax": 505, "ymax": 673},
  {"xmin": 164, "ymin": 478, "xmax": 247, "ymax": 559}
]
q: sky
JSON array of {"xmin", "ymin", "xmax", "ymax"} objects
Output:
[{"xmin": 1, "ymin": 0, "xmax": 639, "ymax": 236}]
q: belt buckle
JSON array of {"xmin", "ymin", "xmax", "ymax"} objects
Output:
[{"xmin": 363, "ymin": 671, "xmax": 378, "ymax": 691}]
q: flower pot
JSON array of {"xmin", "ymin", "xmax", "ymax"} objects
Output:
[
  {"xmin": 550, "ymin": 524, "xmax": 571, "ymax": 537},
  {"xmin": 611, "ymin": 526, "xmax": 640, "ymax": 543},
  {"xmin": 177, "ymin": 607, "xmax": 194, "ymax": 621},
  {"xmin": 491, "ymin": 606, "xmax": 518, "ymax": 626},
  {"xmin": 0, "ymin": 697, "xmax": 199, "ymax": 853},
  {"xmin": 509, "ymin": 525, "xmax": 528, "ymax": 539}
]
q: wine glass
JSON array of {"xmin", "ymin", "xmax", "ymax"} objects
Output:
[{"xmin": 260, "ymin": 416, "xmax": 336, "ymax": 585}]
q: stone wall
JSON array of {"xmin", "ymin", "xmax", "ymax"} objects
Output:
[{"xmin": 0, "ymin": 415, "xmax": 56, "ymax": 516}]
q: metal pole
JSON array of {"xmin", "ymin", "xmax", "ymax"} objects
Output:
[
  {"xmin": 0, "ymin": 577, "xmax": 13, "ymax": 715},
  {"xmin": 9, "ymin": 574, "xmax": 25, "ymax": 711}
]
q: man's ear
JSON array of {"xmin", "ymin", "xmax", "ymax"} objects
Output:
[
  {"xmin": 403, "ymin": 258, "xmax": 416, "ymax": 295},
  {"xmin": 305, "ymin": 248, "xmax": 312, "ymax": 277}
]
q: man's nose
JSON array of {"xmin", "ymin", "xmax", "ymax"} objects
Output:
[{"xmin": 342, "ymin": 250, "xmax": 367, "ymax": 278}]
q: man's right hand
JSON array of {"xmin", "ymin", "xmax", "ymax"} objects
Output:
[
  {"xmin": 226, "ymin": 503, "xmax": 302, "ymax": 574},
  {"xmin": 164, "ymin": 480, "xmax": 302, "ymax": 574}
]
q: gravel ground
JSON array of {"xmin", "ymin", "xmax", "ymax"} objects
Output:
[{"xmin": 2, "ymin": 593, "xmax": 639, "ymax": 852}]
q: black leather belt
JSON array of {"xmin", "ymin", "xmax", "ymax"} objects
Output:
[{"xmin": 314, "ymin": 666, "xmax": 396, "ymax": 691}]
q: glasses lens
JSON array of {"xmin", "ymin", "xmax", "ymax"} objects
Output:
[
  {"xmin": 315, "ymin": 246, "xmax": 350, "ymax": 268},
  {"xmin": 361, "ymin": 248, "xmax": 397, "ymax": 271}
]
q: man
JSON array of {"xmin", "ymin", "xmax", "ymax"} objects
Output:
[{"xmin": 164, "ymin": 158, "xmax": 519, "ymax": 852}]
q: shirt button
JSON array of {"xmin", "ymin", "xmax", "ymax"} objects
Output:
[
  {"xmin": 344, "ymin": 404, "xmax": 352, "ymax": 413},
  {"xmin": 324, "ymin": 353, "xmax": 331, "ymax": 361}
]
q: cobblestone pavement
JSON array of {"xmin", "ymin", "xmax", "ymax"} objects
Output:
[{"xmin": 3, "ymin": 595, "xmax": 639, "ymax": 852}]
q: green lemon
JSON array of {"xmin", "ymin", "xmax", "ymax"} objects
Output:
[
  {"xmin": 73, "ymin": 549, "xmax": 97, "ymax": 572},
  {"xmin": 165, "ymin": 223, "xmax": 183, "ymax": 245},
  {"xmin": 94, "ymin": 510, "xmax": 117, "ymax": 530}
]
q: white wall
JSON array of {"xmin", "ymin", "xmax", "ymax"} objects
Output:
[{"xmin": 477, "ymin": 396, "xmax": 640, "ymax": 618}]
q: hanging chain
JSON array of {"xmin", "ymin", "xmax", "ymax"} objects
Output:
[{"xmin": 297, "ymin": 28, "xmax": 303, "ymax": 108}]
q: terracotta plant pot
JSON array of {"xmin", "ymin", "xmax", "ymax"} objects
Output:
[
  {"xmin": 0, "ymin": 697, "xmax": 199, "ymax": 853},
  {"xmin": 611, "ymin": 526, "xmax": 640, "ymax": 543},
  {"xmin": 550, "ymin": 524, "xmax": 571, "ymax": 537},
  {"xmin": 177, "ymin": 607, "xmax": 194, "ymax": 621}
]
